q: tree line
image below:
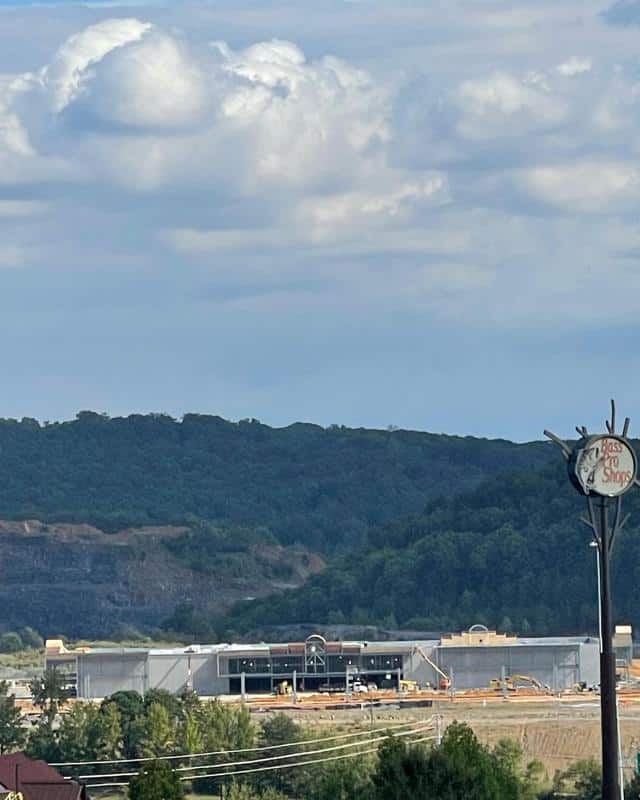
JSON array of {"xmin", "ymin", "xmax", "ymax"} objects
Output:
[
  {"xmin": 1, "ymin": 673, "xmax": 639, "ymax": 799},
  {"xmin": 0, "ymin": 411, "xmax": 551, "ymax": 552}
]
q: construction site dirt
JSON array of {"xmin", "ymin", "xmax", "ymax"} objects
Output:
[{"xmin": 236, "ymin": 690, "xmax": 640, "ymax": 782}]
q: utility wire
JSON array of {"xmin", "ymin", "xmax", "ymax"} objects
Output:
[
  {"xmin": 54, "ymin": 717, "xmax": 428, "ymax": 768},
  {"xmin": 85, "ymin": 733, "xmax": 438, "ymax": 789},
  {"xmin": 78, "ymin": 722, "xmax": 435, "ymax": 781}
]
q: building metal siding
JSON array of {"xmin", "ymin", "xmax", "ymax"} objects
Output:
[
  {"xmin": 51, "ymin": 635, "xmax": 603, "ymax": 699},
  {"xmin": 77, "ymin": 654, "xmax": 147, "ymax": 699},
  {"xmin": 435, "ymin": 643, "xmax": 598, "ymax": 691}
]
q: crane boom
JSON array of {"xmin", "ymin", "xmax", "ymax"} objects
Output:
[{"xmin": 414, "ymin": 646, "xmax": 450, "ymax": 684}]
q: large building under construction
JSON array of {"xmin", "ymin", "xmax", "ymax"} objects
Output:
[{"xmin": 44, "ymin": 627, "xmax": 608, "ymax": 699}]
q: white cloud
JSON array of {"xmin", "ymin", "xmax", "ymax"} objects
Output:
[
  {"xmin": 0, "ymin": 76, "xmax": 34, "ymax": 157},
  {"xmin": 215, "ymin": 42, "xmax": 390, "ymax": 188},
  {"xmin": 1, "ymin": 3, "xmax": 640, "ymax": 332},
  {"xmin": 40, "ymin": 18, "xmax": 152, "ymax": 113},
  {"xmin": 520, "ymin": 161, "xmax": 640, "ymax": 212},
  {"xmin": 456, "ymin": 71, "xmax": 566, "ymax": 139},
  {"xmin": 68, "ymin": 32, "xmax": 208, "ymax": 130},
  {"xmin": 6, "ymin": 23, "xmax": 392, "ymax": 199},
  {"xmin": 297, "ymin": 175, "xmax": 447, "ymax": 242},
  {"xmin": 556, "ymin": 57, "xmax": 592, "ymax": 76}
]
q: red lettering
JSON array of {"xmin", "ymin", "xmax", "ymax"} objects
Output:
[{"xmin": 602, "ymin": 466, "xmax": 631, "ymax": 486}]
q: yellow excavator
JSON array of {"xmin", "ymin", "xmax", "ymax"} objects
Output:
[{"xmin": 490, "ymin": 674, "xmax": 548, "ymax": 692}]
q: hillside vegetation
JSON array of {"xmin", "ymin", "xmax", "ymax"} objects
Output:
[
  {"xmin": 4, "ymin": 411, "xmax": 636, "ymax": 638},
  {"xmin": 0, "ymin": 411, "xmax": 551, "ymax": 552},
  {"xmin": 226, "ymin": 457, "xmax": 640, "ymax": 636}
]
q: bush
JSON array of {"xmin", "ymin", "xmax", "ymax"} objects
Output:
[
  {"xmin": 20, "ymin": 627, "xmax": 44, "ymax": 650},
  {"xmin": 0, "ymin": 633, "xmax": 23, "ymax": 653}
]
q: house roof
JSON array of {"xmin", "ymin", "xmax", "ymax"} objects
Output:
[
  {"xmin": 0, "ymin": 754, "xmax": 83, "ymax": 800},
  {"xmin": 17, "ymin": 783, "xmax": 82, "ymax": 800}
]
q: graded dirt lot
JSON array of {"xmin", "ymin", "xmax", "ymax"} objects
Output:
[{"xmin": 272, "ymin": 694, "xmax": 640, "ymax": 782}]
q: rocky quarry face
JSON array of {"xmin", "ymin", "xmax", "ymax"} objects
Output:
[{"xmin": 0, "ymin": 520, "xmax": 323, "ymax": 637}]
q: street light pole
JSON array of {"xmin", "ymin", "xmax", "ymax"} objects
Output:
[
  {"xmin": 597, "ymin": 497, "xmax": 621, "ymax": 800},
  {"xmin": 590, "ymin": 533, "xmax": 625, "ymax": 797},
  {"xmin": 545, "ymin": 400, "xmax": 638, "ymax": 800}
]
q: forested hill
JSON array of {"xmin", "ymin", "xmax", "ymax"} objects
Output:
[
  {"xmin": 0, "ymin": 412, "xmax": 552, "ymax": 552},
  {"xmin": 225, "ymin": 456, "xmax": 640, "ymax": 637},
  {"xmin": 4, "ymin": 410, "xmax": 627, "ymax": 639}
]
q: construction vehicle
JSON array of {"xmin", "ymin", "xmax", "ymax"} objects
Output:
[
  {"xmin": 490, "ymin": 674, "xmax": 548, "ymax": 692},
  {"xmin": 318, "ymin": 680, "xmax": 373, "ymax": 694},
  {"xmin": 274, "ymin": 680, "xmax": 293, "ymax": 696},
  {"xmin": 399, "ymin": 679, "xmax": 419, "ymax": 693},
  {"xmin": 414, "ymin": 646, "xmax": 451, "ymax": 690}
]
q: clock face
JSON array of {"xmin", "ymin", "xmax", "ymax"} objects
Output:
[{"xmin": 574, "ymin": 436, "xmax": 637, "ymax": 497}]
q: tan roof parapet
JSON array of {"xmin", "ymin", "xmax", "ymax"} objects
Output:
[{"xmin": 440, "ymin": 627, "xmax": 518, "ymax": 647}]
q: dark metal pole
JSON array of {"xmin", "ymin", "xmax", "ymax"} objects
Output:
[{"xmin": 598, "ymin": 497, "xmax": 621, "ymax": 799}]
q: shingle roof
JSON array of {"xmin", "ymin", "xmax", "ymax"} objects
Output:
[
  {"xmin": 0, "ymin": 753, "xmax": 83, "ymax": 800},
  {"xmin": 18, "ymin": 782, "xmax": 82, "ymax": 800}
]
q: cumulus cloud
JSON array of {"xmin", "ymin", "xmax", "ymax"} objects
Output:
[
  {"xmin": 40, "ymin": 18, "xmax": 153, "ymax": 114},
  {"xmin": 3, "ymin": 1, "xmax": 640, "ymax": 434},
  {"xmin": 520, "ymin": 161, "xmax": 640, "ymax": 212},
  {"xmin": 68, "ymin": 31, "xmax": 207, "ymax": 130},
  {"xmin": 456, "ymin": 71, "xmax": 566, "ymax": 139},
  {"xmin": 4, "ymin": 20, "xmax": 395, "ymax": 203},
  {"xmin": 1, "ymin": 5, "xmax": 640, "ymax": 327}
]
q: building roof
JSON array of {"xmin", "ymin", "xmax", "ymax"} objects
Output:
[
  {"xmin": 0, "ymin": 753, "xmax": 83, "ymax": 800},
  {"xmin": 46, "ymin": 632, "xmax": 608, "ymax": 662}
]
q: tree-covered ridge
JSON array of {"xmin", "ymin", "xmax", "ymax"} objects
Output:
[
  {"xmin": 0, "ymin": 411, "xmax": 552, "ymax": 552},
  {"xmin": 224, "ymin": 456, "xmax": 640, "ymax": 636}
]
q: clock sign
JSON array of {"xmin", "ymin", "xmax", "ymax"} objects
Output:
[{"xmin": 569, "ymin": 435, "xmax": 637, "ymax": 497}]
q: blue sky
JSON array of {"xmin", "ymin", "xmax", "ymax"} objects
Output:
[{"xmin": 0, "ymin": 0, "xmax": 639, "ymax": 441}]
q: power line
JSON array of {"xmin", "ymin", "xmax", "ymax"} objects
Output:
[
  {"xmin": 78, "ymin": 722, "xmax": 435, "ymax": 781},
  {"xmin": 54, "ymin": 717, "xmax": 427, "ymax": 768},
  {"xmin": 85, "ymin": 733, "xmax": 438, "ymax": 789},
  {"xmin": 188, "ymin": 734, "xmax": 438, "ymax": 781}
]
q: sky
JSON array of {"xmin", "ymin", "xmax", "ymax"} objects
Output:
[{"xmin": 1, "ymin": 0, "xmax": 640, "ymax": 441}]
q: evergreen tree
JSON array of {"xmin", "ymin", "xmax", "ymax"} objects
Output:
[
  {"xmin": 175, "ymin": 711, "xmax": 203, "ymax": 758},
  {"xmin": 30, "ymin": 669, "xmax": 69, "ymax": 726},
  {"xmin": 136, "ymin": 702, "xmax": 174, "ymax": 758},
  {"xmin": 95, "ymin": 701, "xmax": 124, "ymax": 762},
  {"xmin": 102, "ymin": 690, "xmax": 144, "ymax": 758},
  {"xmin": 26, "ymin": 723, "xmax": 59, "ymax": 762},
  {"xmin": 0, "ymin": 681, "xmax": 25, "ymax": 754},
  {"xmin": 57, "ymin": 703, "xmax": 101, "ymax": 762},
  {"xmin": 129, "ymin": 760, "xmax": 184, "ymax": 800}
]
